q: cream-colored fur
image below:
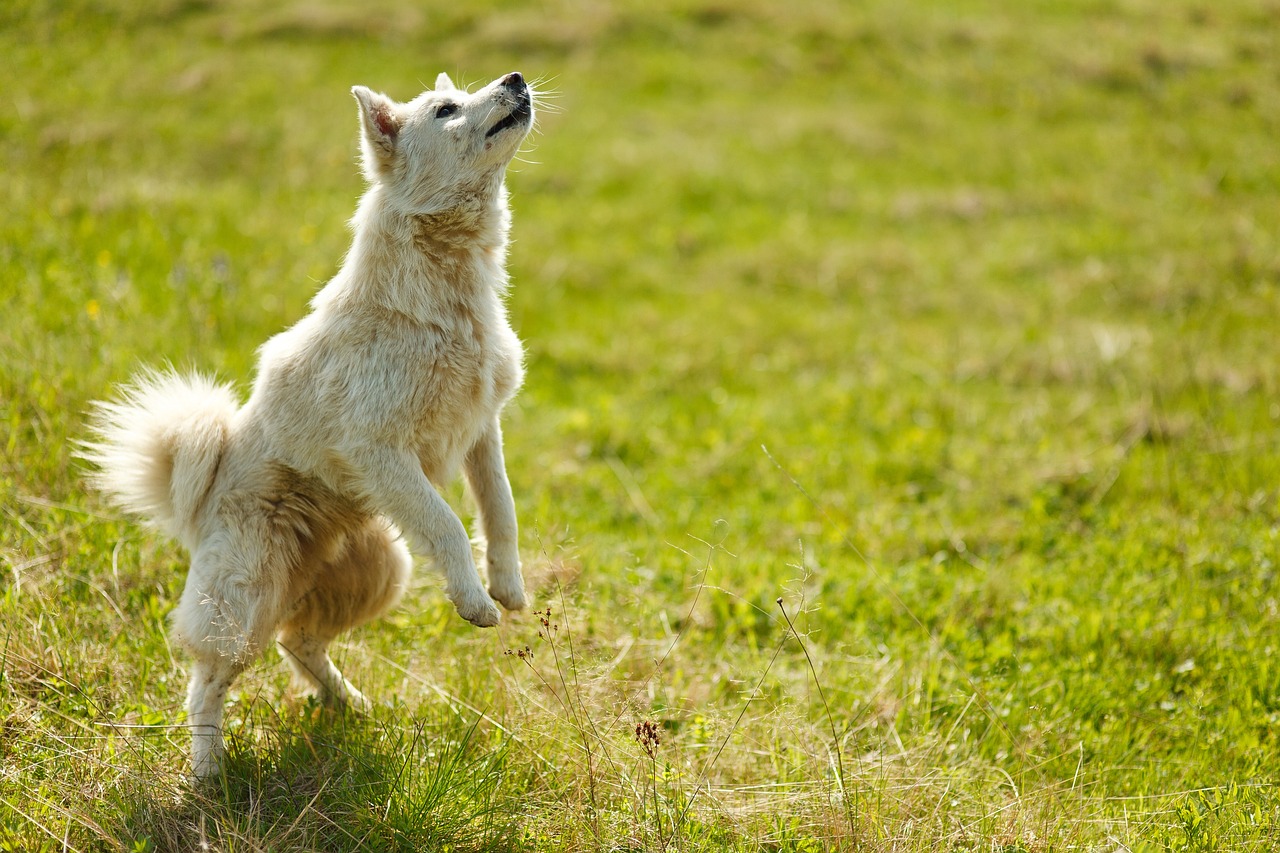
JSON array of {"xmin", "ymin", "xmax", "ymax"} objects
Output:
[{"xmin": 83, "ymin": 71, "xmax": 537, "ymax": 780}]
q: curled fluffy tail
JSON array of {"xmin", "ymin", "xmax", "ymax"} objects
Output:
[{"xmin": 82, "ymin": 369, "xmax": 240, "ymax": 540}]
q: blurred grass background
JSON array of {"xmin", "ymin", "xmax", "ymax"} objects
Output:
[{"xmin": 2, "ymin": 0, "xmax": 1279, "ymax": 850}]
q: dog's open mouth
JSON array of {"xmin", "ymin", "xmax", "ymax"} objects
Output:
[{"xmin": 485, "ymin": 92, "xmax": 532, "ymax": 138}]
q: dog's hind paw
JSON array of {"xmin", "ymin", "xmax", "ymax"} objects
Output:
[{"xmin": 322, "ymin": 682, "xmax": 372, "ymax": 714}]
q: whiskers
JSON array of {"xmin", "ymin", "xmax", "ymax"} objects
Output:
[
  {"xmin": 517, "ymin": 76, "xmax": 562, "ymax": 166},
  {"xmin": 528, "ymin": 75, "xmax": 563, "ymax": 115},
  {"xmin": 528, "ymin": 77, "xmax": 563, "ymax": 127}
]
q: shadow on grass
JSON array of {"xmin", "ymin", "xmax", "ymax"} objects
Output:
[{"xmin": 104, "ymin": 703, "xmax": 522, "ymax": 852}]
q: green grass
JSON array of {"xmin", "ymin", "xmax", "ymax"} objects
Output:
[{"xmin": 3, "ymin": 0, "xmax": 1279, "ymax": 849}]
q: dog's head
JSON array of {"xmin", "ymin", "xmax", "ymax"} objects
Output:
[{"xmin": 351, "ymin": 72, "xmax": 534, "ymax": 213}]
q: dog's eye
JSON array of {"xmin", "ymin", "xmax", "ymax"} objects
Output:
[{"xmin": 435, "ymin": 103, "xmax": 458, "ymax": 119}]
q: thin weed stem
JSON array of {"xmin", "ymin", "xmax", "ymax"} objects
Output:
[
  {"xmin": 778, "ymin": 596, "xmax": 857, "ymax": 839},
  {"xmin": 551, "ymin": 576, "xmax": 623, "ymax": 778},
  {"xmin": 635, "ymin": 720, "xmax": 664, "ymax": 846},
  {"xmin": 663, "ymin": 627, "xmax": 789, "ymax": 852},
  {"xmin": 604, "ymin": 532, "xmax": 718, "ymax": 741}
]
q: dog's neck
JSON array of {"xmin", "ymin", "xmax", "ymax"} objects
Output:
[
  {"xmin": 412, "ymin": 193, "xmax": 508, "ymax": 252},
  {"xmin": 318, "ymin": 182, "xmax": 511, "ymax": 319}
]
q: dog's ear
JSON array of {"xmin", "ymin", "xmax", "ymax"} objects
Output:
[
  {"xmin": 434, "ymin": 72, "xmax": 456, "ymax": 91},
  {"xmin": 351, "ymin": 85, "xmax": 401, "ymax": 178}
]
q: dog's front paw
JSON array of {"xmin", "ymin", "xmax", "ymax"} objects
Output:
[
  {"xmin": 451, "ymin": 586, "xmax": 502, "ymax": 628},
  {"xmin": 488, "ymin": 561, "xmax": 528, "ymax": 611}
]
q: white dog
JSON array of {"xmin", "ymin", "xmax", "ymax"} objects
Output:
[{"xmin": 84, "ymin": 71, "xmax": 537, "ymax": 779}]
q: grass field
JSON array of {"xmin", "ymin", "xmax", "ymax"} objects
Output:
[{"xmin": 3, "ymin": 0, "xmax": 1279, "ymax": 849}]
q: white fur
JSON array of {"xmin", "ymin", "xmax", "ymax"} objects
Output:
[{"xmin": 83, "ymin": 72, "xmax": 537, "ymax": 780}]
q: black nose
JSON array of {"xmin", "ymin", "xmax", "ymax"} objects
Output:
[{"xmin": 501, "ymin": 71, "xmax": 524, "ymax": 90}]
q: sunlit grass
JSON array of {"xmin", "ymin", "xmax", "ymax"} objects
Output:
[{"xmin": 2, "ymin": 0, "xmax": 1279, "ymax": 849}]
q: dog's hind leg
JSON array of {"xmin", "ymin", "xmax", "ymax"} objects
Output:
[
  {"xmin": 172, "ymin": 526, "xmax": 293, "ymax": 781},
  {"xmin": 277, "ymin": 629, "xmax": 371, "ymax": 711},
  {"xmin": 277, "ymin": 517, "xmax": 411, "ymax": 710},
  {"xmin": 186, "ymin": 655, "xmax": 244, "ymax": 780}
]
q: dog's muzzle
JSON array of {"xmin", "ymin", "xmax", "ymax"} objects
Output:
[{"xmin": 485, "ymin": 72, "xmax": 533, "ymax": 138}]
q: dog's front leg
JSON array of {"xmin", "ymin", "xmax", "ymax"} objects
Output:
[
  {"xmin": 348, "ymin": 444, "xmax": 500, "ymax": 627},
  {"xmin": 463, "ymin": 418, "xmax": 527, "ymax": 611}
]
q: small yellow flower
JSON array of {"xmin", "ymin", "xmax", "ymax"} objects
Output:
[{"xmin": 85, "ymin": 299, "xmax": 100, "ymax": 319}]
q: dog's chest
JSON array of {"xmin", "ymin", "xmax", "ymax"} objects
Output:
[{"xmin": 400, "ymin": 302, "xmax": 523, "ymax": 474}]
